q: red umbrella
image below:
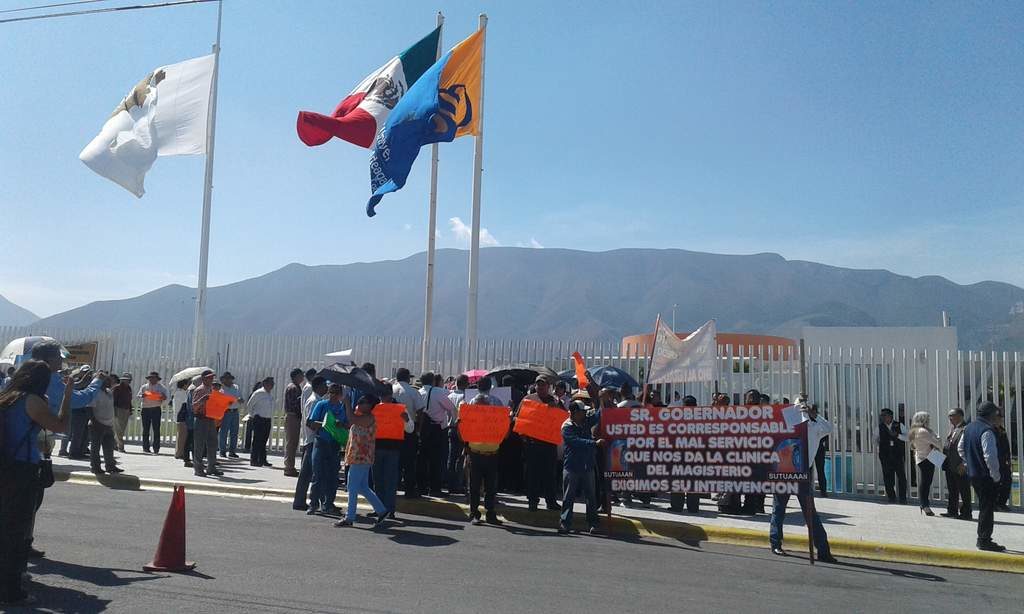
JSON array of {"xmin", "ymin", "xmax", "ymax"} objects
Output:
[{"xmin": 463, "ymin": 369, "xmax": 489, "ymax": 384}]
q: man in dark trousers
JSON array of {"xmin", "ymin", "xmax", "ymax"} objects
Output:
[
  {"xmin": 517, "ymin": 375, "xmax": 561, "ymax": 512},
  {"xmin": 877, "ymin": 408, "xmax": 908, "ymax": 504},
  {"xmin": 994, "ymin": 413, "xmax": 1012, "ymax": 512},
  {"xmin": 959, "ymin": 401, "xmax": 1005, "ymax": 552},
  {"xmin": 810, "ymin": 404, "xmax": 829, "ymax": 496},
  {"xmin": 942, "ymin": 408, "xmax": 971, "ymax": 519}
]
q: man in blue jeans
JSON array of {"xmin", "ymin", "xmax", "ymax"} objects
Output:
[
  {"xmin": 558, "ymin": 401, "xmax": 603, "ymax": 535},
  {"xmin": 769, "ymin": 397, "xmax": 837, "ymax": 563},
  {"xmin": 306, "ymin": 383, "xmax": 348, "ymax": 516},
  {"xmin": 217, "ymin": 372, "xmax": 242, "ymax": 458}
]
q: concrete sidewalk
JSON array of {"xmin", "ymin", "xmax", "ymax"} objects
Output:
[{"xmin": 52, "ymin": 447, "xmax": 1024, "ymax": 573}]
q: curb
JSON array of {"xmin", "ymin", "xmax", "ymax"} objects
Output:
[{"xmin": 55, "ymin": 469, "xmax": 1024, "ymax": 574}]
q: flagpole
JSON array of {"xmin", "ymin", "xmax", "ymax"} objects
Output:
[
  {"xmin": 641, "ymin": 314, "xmax": 661, "ymax": 405},
  {"xmin": 192, "ymin": 0, "xmax": 221, "ymax": 363},
  {"xmin": 421, "ymin": 11, "xmax": 443, "ymax": 374},
  {"xmin": 463, "ymin": 13, "xmax": 487, "ymax": 372}
]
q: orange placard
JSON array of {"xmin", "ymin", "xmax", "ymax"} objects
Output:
[
  {"xmin": 572, "ymin": 351, "xmax": 589, "ymax": 388},
  {"xmin": 143, "ymin": 390, "xmax": 165, "ymax": 402},
  {"xmin": 459, "ymin": 404, "xmax": 510, "ymax": 444},
  {"xmin": 204, "ymin": 389, "xmax": 234, "ymax": 421},
  {"xmin": 513, "ymin": 399, "xmax": 568, "ymax": 445},
  {"xmin": 373, "ymin": 403, "xmax": 407, "ymax": 441}
]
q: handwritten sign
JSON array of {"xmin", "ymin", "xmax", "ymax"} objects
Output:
[
  {"xmin": 459, "ymin": 404, "xmax": 510, "ymax": 444},
  {"xmin": 514, "ymin": 399, "xmax": 568, "ymax": 445},
  {"xmin": 373, "ymin": 403, "xmax": 407, "ymax": 441}
]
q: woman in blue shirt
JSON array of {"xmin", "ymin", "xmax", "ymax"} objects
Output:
[{"xmin": 1, "ymin": 360, "xmax": 72, "ymax": 605}]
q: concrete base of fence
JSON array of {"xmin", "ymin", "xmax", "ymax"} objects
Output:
[{"xmin": 55, "ymin": 467, "xmax": 1024, "ymax": 574}]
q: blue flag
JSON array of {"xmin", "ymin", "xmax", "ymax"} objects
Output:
[{"xmin": 366, "ymin": 29, "xmax": 483, "ymax": 217}]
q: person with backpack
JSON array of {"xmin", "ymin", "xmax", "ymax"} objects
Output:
[{"xmin": 1, "ymin": 360, "xmax": 73, "ymax": 606}]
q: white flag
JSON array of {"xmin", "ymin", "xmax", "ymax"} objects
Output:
[
  {"xmin": 647, "ymin": 319, "xmax": 717, "ymax": 384},
  {"xmin": 79, "ymin": 54, "xmax": 215, "ymax": 197}
]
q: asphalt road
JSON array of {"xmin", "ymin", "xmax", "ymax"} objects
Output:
[{"xmin": 12, "ymin": 484, "xmax": 1022, "ymax": 613}]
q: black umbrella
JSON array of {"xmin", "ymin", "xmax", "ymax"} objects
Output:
[
  {"xmin": 487, "ymin": 363, "xmax": 559, "ymax": 387},
  {"xmin": 316, "ymin": 363, "xmax": 382, "ymax": 395}
]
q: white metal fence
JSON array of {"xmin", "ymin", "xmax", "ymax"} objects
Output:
[{"xmin": 2, "ymin": 326, "xmax": 1019, "ymax": 508}]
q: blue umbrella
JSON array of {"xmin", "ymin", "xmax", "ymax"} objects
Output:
[{"xmin": 558, "ymin": 365, "xmax": 639, "ymax": 391}]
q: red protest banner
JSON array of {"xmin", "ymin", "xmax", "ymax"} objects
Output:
[
  {"xmin": 373, "ymin": 403, "xmax": 407, "ymax": 441},
  {"xmin": 600, "ymin": 404, "xmax": 809, "ymax": 496},
  {"xmin": 572, "ymin": 351, "xmax": 589, "ymax": 388},
  {"xmin": 459, "ymin": 404, "xmax": 510, "ymax": 444},
  {"xmin": 513, "ymin": 399, "xmax": 568, "ymax": 445},
  {"xmin": 204, "ymin": 390, "xmax": 234, "ymax": 421}
]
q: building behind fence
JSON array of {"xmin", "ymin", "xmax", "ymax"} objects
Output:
[{"xmin": 1, "ymin": 324, "xmax": 1019, "ymax": 509}]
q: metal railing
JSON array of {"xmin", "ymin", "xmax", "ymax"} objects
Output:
[{"xmin": 2, "ymin": 325, "xmax": 1019, "ymax": 508}]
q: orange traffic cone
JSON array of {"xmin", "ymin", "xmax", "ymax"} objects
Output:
[{"xmin": 143, "ymin": 485, "xmax": 196, "ymax": 572}]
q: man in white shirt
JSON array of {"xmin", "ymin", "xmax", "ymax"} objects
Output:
[
  {"xmin": 300, "ymin": 368, "xmax": 317, "ymax": 407},
  {"xmin": 393, "ymin": 368, "xmax": 426, "ymax": 498},
  {"xmin": 218, "ymin": 372, "xmax": 243, "ymax": 458},
  {"xmin": 446, "ymin": 374, "xmax": 470, "ymax": 494},
  {"xmin": 294, "ymin": 376, "xmax": 327, "ymax": 511},
  {"xmin": 768, "ymin": 395, "xmax": 836, "ymax": 563},
  {"xmin": 247, "ymin": 376, "xmax": 276, "ymax": 468},
  {"xmin": 418, "ymin": 370, "xmax": 456, "ymax": 497}
]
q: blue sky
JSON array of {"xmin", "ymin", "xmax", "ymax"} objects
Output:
[{"xmin": 1, "ymin": 0, "xmax": 1021, "ymax": 317}]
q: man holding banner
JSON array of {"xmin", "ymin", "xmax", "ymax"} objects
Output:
[
  {"xmin": 515, "ymin": 376, "xmax": 565, "ymax": 512},
  {"xmin": 460, "ymin": 377, "xmax": 509, "ymax": 524},
  {"xmin": 191, "ymin": 369, "xmax": 223, "ymax": 477}
]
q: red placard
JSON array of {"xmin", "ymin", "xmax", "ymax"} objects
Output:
[
  {"xmin": 204, "ymin": 390, "xmax": 234, "ymax": 421},
  {"xmin": 459, "ymin": 404, "xmax": 510, "ymax": 444},
  {"xmin": 373, "ymin": 403, "xmax": 407, "ymax": 441},
  {"xmin": 513, "ymin": 399, "xmax": 568, "ymax": 445},
  {"xmin": 600, "ymin": 404, "xmax": 809, "ymax": 495},
  {"xmin": 143, "ymin": 390, "xmax": 165, "ymax": 402}
]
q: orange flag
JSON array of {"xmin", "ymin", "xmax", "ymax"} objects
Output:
[
  {"xmin": 572, "ymin": 352, "xmax": 589, "ymax": 388},
  {"xmin": 459, "ymin": 404, "xmax": 510, "ymax": 444},
  {"xmin": 513, "ymin": 398, "xmax": 568, "ymax": 445},
  {"xmin": 373, "ymin": 403, "xmax": 407, "ymax": 441},
  {"xmin": 204, "ymin": 389, "xmax": 234, "ymax": 421}
]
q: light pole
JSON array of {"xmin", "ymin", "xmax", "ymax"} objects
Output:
[{"xmin": 672, "ymin": 303, "xmax": 677, "ymax": 332}]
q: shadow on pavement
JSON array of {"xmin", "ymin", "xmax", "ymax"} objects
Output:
[
  {"xmin": 830, "ymin": 559, "xmax": 947, "ymax": 582},
  {"xmin": 385, "ymin": 529, "xmax": 458, "ymax": 547},
  {"xmin": 393, "ymin": 517, "xmax": 466, "ymax": 531},
  {"xmin": 32, "ymin": 559, "xmax": 161, "ymax": 588},
  {"xmin": 23, "ymin": 581, "xmax": 112, "ymax": 613}
]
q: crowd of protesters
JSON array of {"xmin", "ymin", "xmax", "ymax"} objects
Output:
[{"xmin": 1, "ymin": 340, "xmax": 1018, "ymax": 604}]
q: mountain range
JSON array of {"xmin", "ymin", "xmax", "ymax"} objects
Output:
[
  {"xmin": 24, "ymin": 248, "xmax": 1024, "ymax": 350},
  {"xmin": 0, "ymin": 294, "xmax": 38, "ymax": 327}
]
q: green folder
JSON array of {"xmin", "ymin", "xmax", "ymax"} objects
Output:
[{"xmin": 323, "ymin": 410, "xmax": 349, "ymax": 447}]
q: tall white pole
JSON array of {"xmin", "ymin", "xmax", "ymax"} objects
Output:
[
  {"xmin": 192, "ymin": 0, "xmax": 222, "ymax": 364},
  {"xmin": 421, "ymin": 11, "xmax": 443, "ymax": 373},
  {"xmin": 464, "ymin": 13, "xmax": 487, "ymax": 372}
]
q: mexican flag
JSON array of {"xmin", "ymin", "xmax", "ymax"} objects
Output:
[{"xmin": 296, "ymin": 26, "xmax": 441, "ymax": 149}]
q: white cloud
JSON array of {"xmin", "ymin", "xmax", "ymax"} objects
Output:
[
  {"xmin": 529, "ymin": 238, "xmax": 544, "ymax": 249},
  {"xmin": 449, "ymin": 216, "xmax": 499, "ymax": 247},
  {"xmin": 403, "ymin": 223, "xmax": 412, "ymax": 231}
]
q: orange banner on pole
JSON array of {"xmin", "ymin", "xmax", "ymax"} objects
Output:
[
  {"xmin": 204, "ymin": 389, "xmax": 233, "ymax": 420},
  {"xmin": 459, "ymin": 404, "xmax": 510, "ymax": 444},
  {"xmin": 373, "ymin": 403, "xmax": 407, "ymax": 441},
  {"xmin": 143, "ymin": 390, "xmax": 165, "ymax": 402},
  {"xmin": 572, "ymin": 351, "xmax": 589, "ymax": 388},
  {"xmin": 513, "ymin": 399, "xmax": 568, "ymax": 445}
]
